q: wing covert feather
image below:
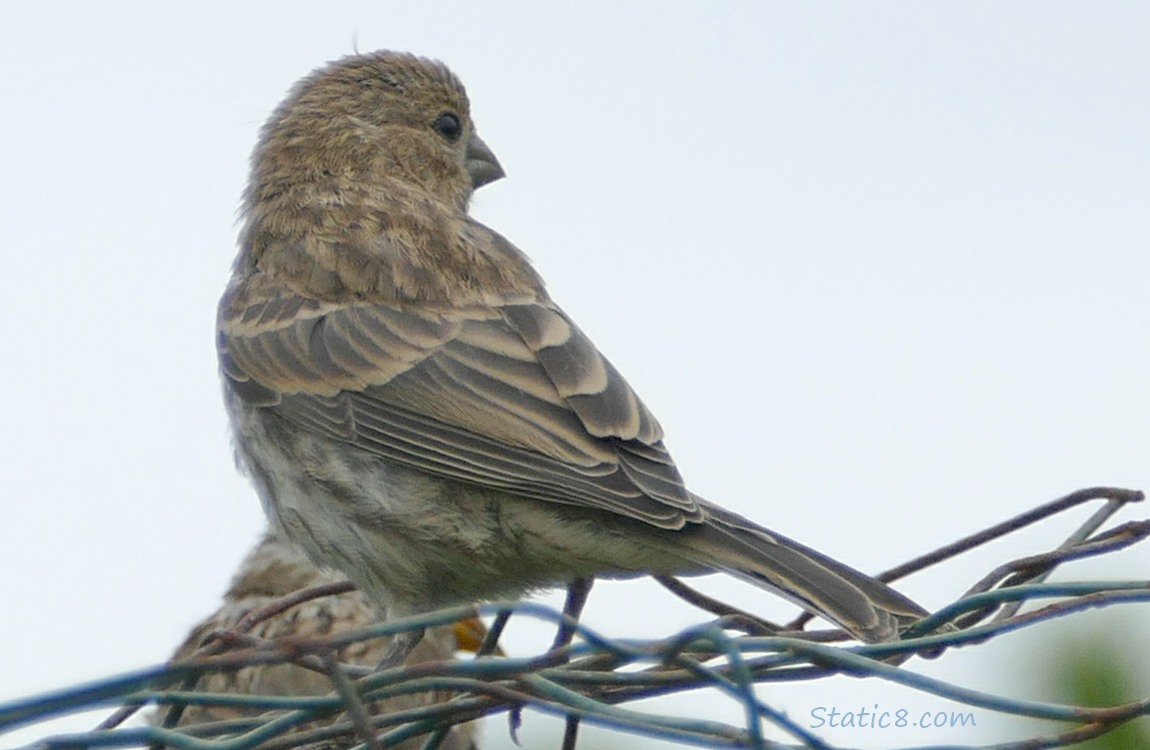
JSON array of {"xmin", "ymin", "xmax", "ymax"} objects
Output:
[{"xmin": 221, "ymin": 282, "xmax": 701, "ymax": 527}]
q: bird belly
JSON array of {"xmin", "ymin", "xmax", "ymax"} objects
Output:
[{"xmin": 227, "ymin": 399, "xmax": 698, "ymax": 617}]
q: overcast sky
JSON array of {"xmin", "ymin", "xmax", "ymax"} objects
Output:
[{"xmin": 1, "ymin": 3, "xmax": 1147, "ymax": 748}]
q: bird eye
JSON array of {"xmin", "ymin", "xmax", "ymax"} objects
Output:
[{"xmin": 432, "ymin": 112, "xmax": 463, "ymax": 143}]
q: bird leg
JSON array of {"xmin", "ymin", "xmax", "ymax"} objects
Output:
[
  {"xmin": 551, "ymin": 577, "xmax": 593, "ymax": 653},
  {"xmin": 553, "ymin": 577, "xmax": 593, "ymax": 750},
  {"xmin": 375, "ymin": 626, "xmax": 425, "ymax": 670}
]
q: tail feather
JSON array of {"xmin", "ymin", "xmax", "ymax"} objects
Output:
[{"xmin": 687, "ymin": 497, "xmax": 927, "ymax": 643}]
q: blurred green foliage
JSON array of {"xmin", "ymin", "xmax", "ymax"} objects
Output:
[{"xmin": 1039, "ymin": 625, "xmax": 1150, "ymax": 748}]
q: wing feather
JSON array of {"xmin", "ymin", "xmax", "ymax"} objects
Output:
[{"xmin": 220, "ymin": 280, "xmax": 702, "ymax": 528}]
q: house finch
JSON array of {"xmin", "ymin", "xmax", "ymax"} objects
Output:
[
  {"xmin": 156, "ymin": 533, "xmax": 480, "ymax": 749},
  {"xmin": 218, "ymin": 50, "xmax": 927, "ymax": 644}
]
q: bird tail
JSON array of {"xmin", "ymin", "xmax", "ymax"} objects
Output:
[{"xmin": 683, "ymin": 496, "xmax": 927, "ymax": 643}]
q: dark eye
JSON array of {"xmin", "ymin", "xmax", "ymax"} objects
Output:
[{"xmin": 432, "ymin": 112, "xmax": 463, "ymax": 143}]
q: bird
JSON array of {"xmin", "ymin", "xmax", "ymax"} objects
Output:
[
  {"xmin": 154, "ymin": 532, "xmax": 482, "ymax": 749},
  {"xmin": 217, "ymin": 49, "xmax": 929, "ymax": 647}
]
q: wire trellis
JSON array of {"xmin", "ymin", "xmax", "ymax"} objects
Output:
[{"xmin": 2, "ymin": 486, "xmax": 1147, "ymax": 750}]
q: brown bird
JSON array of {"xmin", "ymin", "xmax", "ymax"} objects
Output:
[
  {"xmin": 155, "ymin": 533, "xmax": 481, "ymax": 749},
  {"xmin": 218, "ymin": 50, "xmax": 928, "ymax": 646}
]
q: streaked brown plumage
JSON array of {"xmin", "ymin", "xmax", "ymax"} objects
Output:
[
  {"xmin": 219, "ymin": 50, "xmax": 928, "ymax": 643},
  {"xmin": 156, "ymin": 533, "xmax": 479, "ymax": 749}
]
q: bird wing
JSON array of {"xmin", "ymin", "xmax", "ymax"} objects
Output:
[{"xmin": 219, "ymin": 272, "xmax": 702, "ymax": 529}]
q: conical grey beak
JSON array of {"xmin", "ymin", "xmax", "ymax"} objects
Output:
[{"xmin": 466, "ymin": 133, "xmax": 505, "ymax": 189}]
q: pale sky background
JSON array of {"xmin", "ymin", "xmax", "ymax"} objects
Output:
[{"xmin": 1, "ymin": 3, "xmax": 1147, "ymax": 749}]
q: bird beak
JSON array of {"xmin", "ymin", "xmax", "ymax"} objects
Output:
[{"xmin": 466, "ymin": 133, "xmax": 505, "ymax": 188}]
